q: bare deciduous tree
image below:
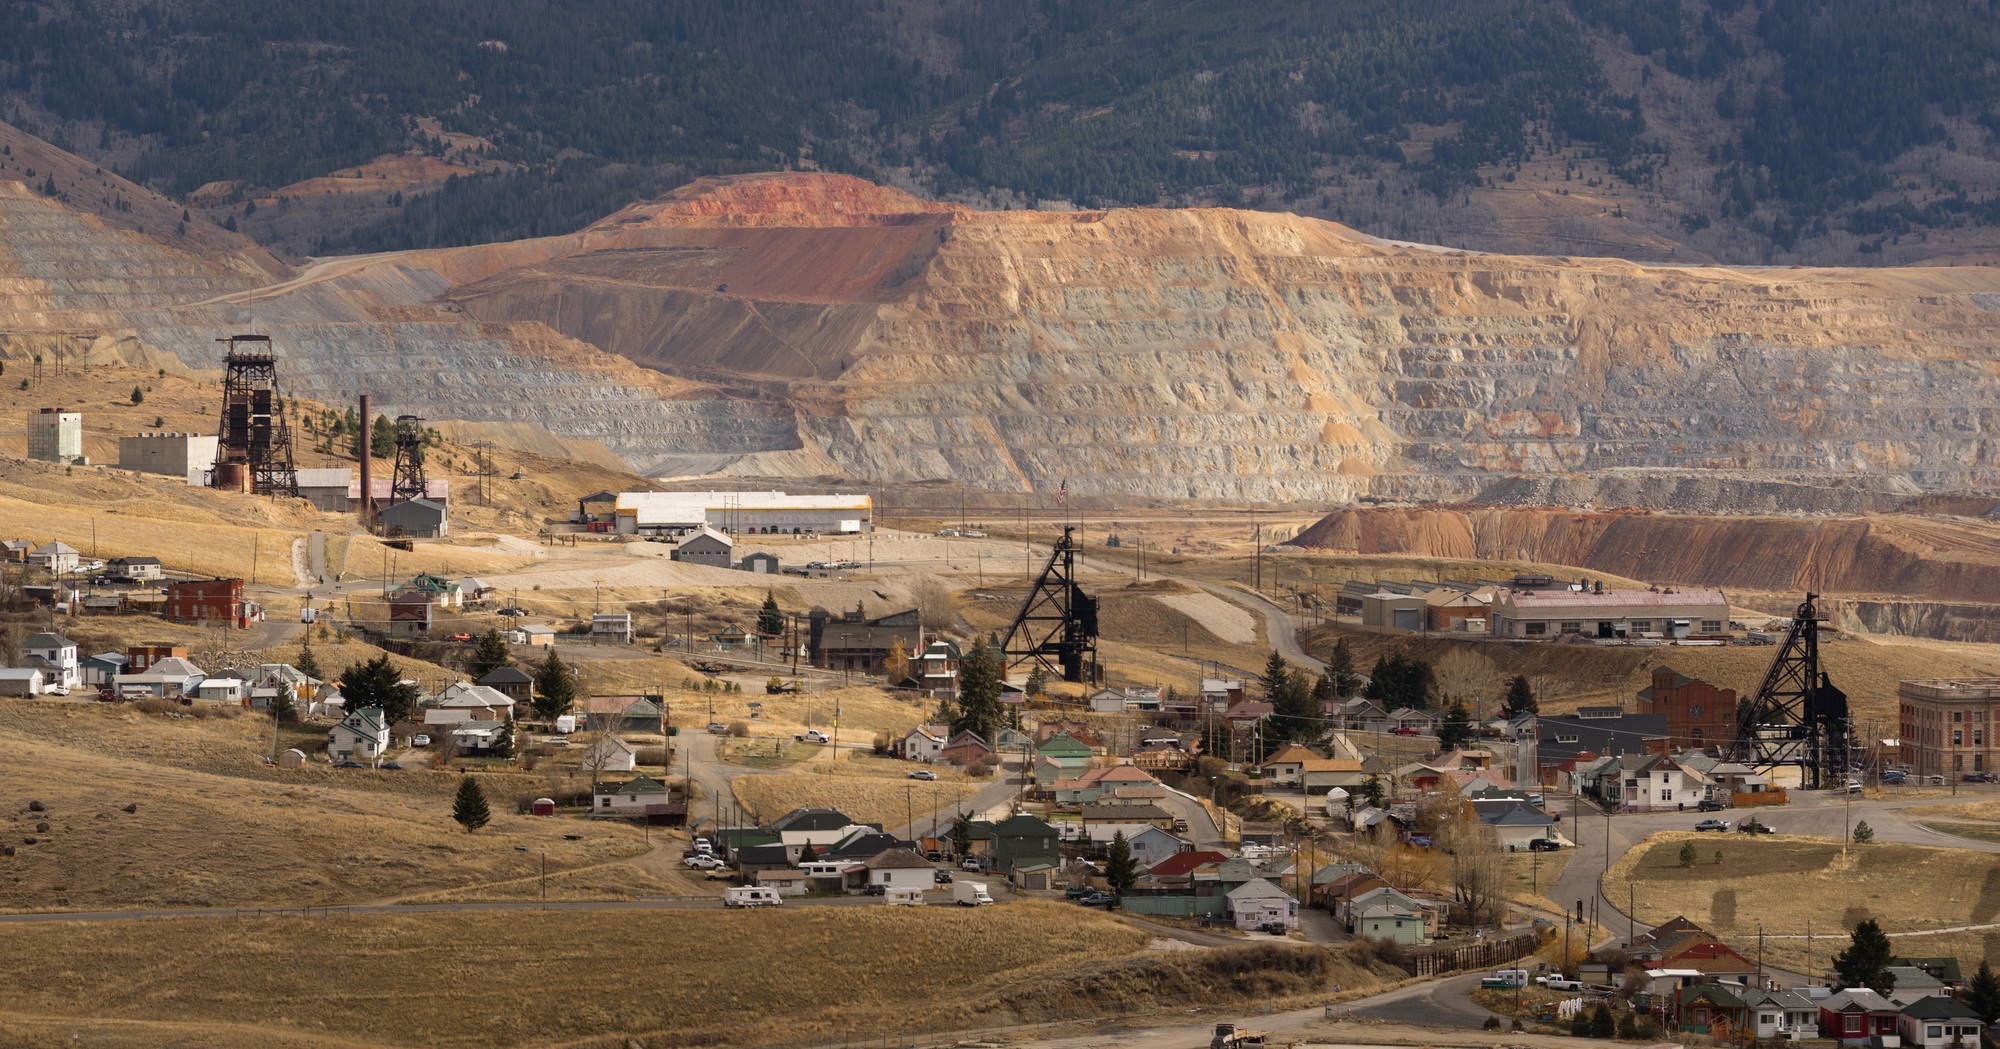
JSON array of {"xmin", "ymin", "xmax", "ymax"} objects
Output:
[
  {"xmin": 908, "ymin": 577, "xmax": 956, "ymax": 632},
  {"xmin": 1432, "ymin": 648, "xmax": 1500, "ymax": 710}
]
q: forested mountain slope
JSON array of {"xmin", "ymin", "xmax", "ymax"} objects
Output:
[{"xmin": 4, "ymin": 0, "xmax": 1998, "ymax": 264}]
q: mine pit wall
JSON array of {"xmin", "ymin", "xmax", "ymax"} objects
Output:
[{"xmin": 1293, "ymin": 505, "xmax": 2000, "ymax": 642}]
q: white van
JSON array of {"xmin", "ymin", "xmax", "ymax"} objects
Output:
[
  {"xmin": 951, "ymin": 881, "xmax": 994, "ymax": 906},
  {"xmin": 883, "ymin": 887, "xmax": 926, "ymax": 906},
  {"xmin": 723, "ymin": 886, "xmax": 783, "ymax": 908}
]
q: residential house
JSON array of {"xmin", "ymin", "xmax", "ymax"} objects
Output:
[
  {"xmin": 1897, "ymin": 995, "xmax": 1983, "ymax": 1049},
  {"xmin": 1883, "ymin": 967, "xmax": 1949, "ymax": 1008},
  {"xmin": 1676, "ymin": 983, "xmax": 1751, "ymax": 1039},
  {"xmin": 1260, "ymin": 743, "xmax": 1321, "ymax": 787},
  {"xmin": 1339, "ymin": 885, "xmax": 1432, "ymax": 933},
  {"xmin": 1035, "ymin": 719, "xmax": 1101, "ymax": 748},
  {"xmin": 1301, "ymin": 757, "xmax": 1366, "ymax": 794},
  {"xmin": 670, "ymin": 527, "xmax": 733, "ymax": 568},
  {"xmin": 1121, "ymin": 850, "xmax": 1233, "ymax": 918},
  {"xmin": 1742, "ymin": 989, "xmax": 1821, "ymax": 1041},
  {"xmin": 941, "ymin": 730, "xmax": 992, "ymax": 766},
  {"xmin": 1628, "ymin": 920, "xmax": 1759, "ymax": 984},
  {"xmin": 423, "ymin": 683, "xmax": 517, "ymax": 726},
  {"xmin": 327, "ymin": 707, "xmax": 391, "ymax": 762},
  {"xmin": 448, "ymin": 720, "xmax": 511, "ymax": 753},
  {"xmin": 1820, "ymin": 989, "xmax": 1901, "ymax": 1047},
  {"xmin": 901, "ymin": 724, "xmax": 948, "ymax": 762},
  {"xmin": 26, "ymin": 541, "xmax": 79, "ymax": 575},
  {"xmin": 1225, "ymin": 878, "xmax": 1298, "ymax": 931},
  {"xmin": 474, "ymin": 666, "xmax": 534, "ymax": 706},
  {"xmin": 1894, "ymin": 958, "xmax": 1965, "ymax": 990},
  {"xmin": 521, "ymin": 624, "xmax": 556, "ymax": 647},
  {"xmin": 987, "ymin": 813, "xmax": 1060, "ymax": 874},
  {"xmin": 591, "ymin": 614, "xmax": 634, "ymax": 644},
  {"xmin": 1, "ymin": 539, "xmax": 31, "ymax": 563},
  {"xmin": 732, "ymin": 843, "xmax": 795, "ymax": 878},
  {"xmin": 807, "ymin": 606, "xmax": 920, "ymax": 673},
  {"xmin": 594, "ymin": 774, "xmax": 676, "ymax": 816},
  {"xmin": 1616, "ymin": 753, "xmax": 1701, "ymax": 812},
  {"xmin": 584, "ymin": 695, "xmax": 665, "ymax": 735},
  {"xmin": 105, "ymin": 556, "xmax": 163, "ymax": 582},
  {"xmin": 1355, "ymin": 900, "xmax": 1427, "ymax": 944},
  {"xmin": 860, "ymin": 848, "xmax": 935, "ymax": 892},
  {"xmin": 23, "ymin": 632, "xmax": 80, "ymax": 690},
  {"xmin": 753, "ymin": 869, "xmax": 810, "ymax": 896},
  {"xmin": 113, "ymin": 656, "xmax": 206, "ymax": 698},
  {"xmin": 1106, "ymin": 825, "xmax": 1186, "ymax": 867},
  {"xmin": 1121, "ymin": 686, "xmax": 1162, "ymax": 712},
  {"xmin": 0, "ymin": 667, "xmax": 46, "ymax": 697},
  {"xmin": 1200, "ymin": 679, "xmax": 1244, "ymax": 712},
  {"xmin": 1327, "ymin": 698, "xmax": 1391, "ymax": 732},
  {"xmin": 1078, "ymin": 801, "xmax": 1176, "ymax": 841},
  {"xmin": 1425, "ymin": 587, "xmax": 1493, "ymax": 632},
  {"xmin": 1035, "ymin": 732, "xmax": 1094, "ymax": 776},
  {"xmin": 580, "ymin": 734, "xmax": 638, "ymax": 774},
  {"xmin": 1050, "ymin": 764, "xmax": 1157, "ymax": 806},
  {"xmin": 1314, "ymin": 869, "xmax": 1389, "ymax": 916},
  {"xmin": 386, "ymin": 591, "xmax": 434, "ymax": 637},
  {"xmin": 81, "ymin": 651, "xmax": 128, "ymax": 686},
  {"xmin": 820, "ymin": 829, "xmax": 911, "ymax": 863},
  {"xmin": 195, "ymin": 676, "xmax": 248, "ymax": 703},
  {"xmin": 1388, "ymin": 708, "xmax": 1436, "ymax": 734},
  {"xmin": 395, "ymin": 573, "xmax": 463, "ymax": 608},
  {"xmin": 1637, "ymin": 667, "xmax": 1740, "ymax": 750},
  {"xmin": 1481, "ymin": 804, "xmax": 1557, "ymax": 849},
  {"xmin": 912, "ymin": 640, "xmax": 959, "ymax": 696},
  {"xmin": 768, "ymin": 808, "xmax": 869, "ymax": 861}
]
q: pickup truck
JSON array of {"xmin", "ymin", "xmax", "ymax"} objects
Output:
[
  {"xmin": 795, "ymin": 730, "xmax": 830, "ymax": 744},
  {"xmin": 1536, "ymin": 976, "xmax": 1586, "ymax": 991},
  {"xmin": 1211, "ymin": 1024, "xmax": 1267, "ymax": 1049}
]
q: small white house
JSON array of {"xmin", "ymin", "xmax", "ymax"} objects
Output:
[
  {"xmin": 1226, "ymin": 878, "xmax": 1298, "ymax": 932},
  {"xmin": 327, "ymin": 707, "xmax": 391, "ymax": 762},
  {"xmin": 112, "ymin": 656, "xmax": 206, "ymax": 698},
  {"xmin": 595, "ymin": 774, "xmax": 672, "ymax": 815},
  {"xmin": 27, "ymin": 541, "xmax": 80, "ymax": 575},
  {"xmin": 581, "ymin": 734, "xmax": 638, "ymax": 774},
  {"xmin": 901, "ymin": 724, "xmax": 947, "ymax": 762},
  {"xmin": 423, "ymin": 682, "xmax": 517, "ymax": 725},
  {"xmin": 861, "ymin": 848, "xmax": 937, "ymax": 892},
  {"xmin": 23, "ymin": 632, "xmax": 80, "ymax": 689},
  {"xmin": 195, "ymin": 677, "xmax": 249, "ymax": 703}
]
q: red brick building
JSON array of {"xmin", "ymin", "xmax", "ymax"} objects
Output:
[
  {"xmin": 1636, "ymin": 667, "xmax": 1738, "ymax": 749},
  {"xmin": 164, "ymin": 579, "xmax": 262, "ymax": 629}
]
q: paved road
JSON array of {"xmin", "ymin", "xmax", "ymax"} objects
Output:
[
  {"xmin": 0, "ymin": 891, "xmax": 922, "ymax": 924},
  {"xmin": 1202, "ymin": 583, "xmax": 1325, "ymax": 674},
  {"xmin": 1349, "ymin": 971, "xmax": 1501, "ymax": 1027}
]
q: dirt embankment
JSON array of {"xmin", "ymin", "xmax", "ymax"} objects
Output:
[{"xmin": 1295, "ymin": 505, "xmax": 2000, "ymax": 641}]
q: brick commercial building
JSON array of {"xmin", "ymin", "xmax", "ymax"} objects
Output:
[
  {"xmin": 1637, "ymin": 667, "xmax": 1740, "ymax": 749},
  {"xmin": 1899, "ymin": 679, "xmax": 2000, "ymax": 779},
  {"xmin": 164, "ymin": 579, "xmax": 264, "ymax": 628}
]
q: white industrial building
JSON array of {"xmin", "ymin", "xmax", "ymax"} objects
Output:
[
  {"xmin": 118, "ymin": 431, "xmax": 217, "ymax": 482},
  {"xmin": 28, "ymin": 409, "xmax": 84, "ymax": 465},
  {"xmin": 294, "ymin": 468, "xmax": 355, "ymax": 513},
  {"xmin": 611, "ymin": 491, "xmax": 871, "ymax": 536}
]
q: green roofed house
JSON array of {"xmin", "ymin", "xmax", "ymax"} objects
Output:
[
  {"xmin": 1676, "ymin": 982, "xmax": 1749, "ymax": 1038},
  {"xmin": 1035, "ymin": 732, "xmax": 1093, "ymax": 776},
  {"xmin": 990, "ymin": 813, "xmax": 1059, "ymax": 873}
]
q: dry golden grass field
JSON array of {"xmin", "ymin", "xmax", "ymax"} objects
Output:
[
  {"xmin": 0, "ymin": 699, "xmax": 649, "ymax": 910},
  {"xmin": 1607, "ymin": 832, "xmax": 2000, "ymax": 975},
  {"xmin": 732, "ymin": 769, "xmax": 985, "ymax": 827},
  {"xmin": 0, "ymin": 904, "xmax": 1144, "ymax": 1048}
]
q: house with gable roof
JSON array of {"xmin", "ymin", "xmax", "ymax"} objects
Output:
[
  {"xmin": 327, "ymin": 707, "xmax": 390, "ymax": 763},
  {"xmin": 901, "ymin": 723, "xmax": 948, "ymax": 762},
  {"xmin": 1897, "ymin": 995, "xmax": 1983, "ymax": 1049},
  {"xmin": 1820, "ymin": 988, "xmax": 1900, "ymax": 1046},
  {"xmin": 1225, "ymin": 878, "xmax": 1297, "ymax": 931}
]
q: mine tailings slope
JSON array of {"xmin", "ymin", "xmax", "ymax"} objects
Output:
[{"xmin": 1294, "ymin": 505, "xmax": 2000, "ymax": 642}]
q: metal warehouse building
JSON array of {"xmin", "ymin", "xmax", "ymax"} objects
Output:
[{"xmin": 613, "ymin": 491, "xmax": 871, "ymax": 536}]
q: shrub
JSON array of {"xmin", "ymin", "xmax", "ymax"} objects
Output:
[
  {"xmin": 872, "ymin": 733, "xmax": 892, "ymax": 756},
  {"xmin": 1483, "ymin": 1016, "xmax": 1501, "ymax": 1030},
  {"xmin": 966, "ymin": 762, "xmax": 994, "ymax": 779},
  {"xmin": 634, "ymin": 746, "xmax": 668, "ymax": 766},
  {"xmin": 726, "ymin": 721, "xmax": 749, "ymax": 737}
]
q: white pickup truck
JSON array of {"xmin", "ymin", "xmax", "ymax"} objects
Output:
[
  {"xmin": 1536, "ymin": 976, "xmax": 1586, "ymax": 991},
  {"xmin": 794, "ymin": 730, "xmax": 830, "ymax": 744}
]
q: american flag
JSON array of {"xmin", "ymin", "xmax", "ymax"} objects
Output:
[{"xmin": 1056, "ymin": 479, "xmax": 1067, "ymax": 507}]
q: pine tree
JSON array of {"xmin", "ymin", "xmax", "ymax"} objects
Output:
[
  {"xmin": 1104, "ymin": 830, "xmax": 1138, "ymax": 896},
  {"xmin": 798, "ymin": 841, "xmax": 818, "ymax": 863},
  {"xmin": 1261, "ymin": 651, "xmax": 1292, "ymax": 702},
  {"xmin": 757, "ymin": 591, "xmax": 785, "ymax": 636},
  {"xmin": 451, "ymin": 775, "xmax": 490, "ymax": 833},
  {"xmin": 1360, "ymin": 774, "xmax": 1387, "ymax": 809},
  {"xmin": 951, "ymin": 637, "xmax": 1002, "ymax": 743},
  {"xmin": 467, "ymin": 628, "xmax": 512, "ymax": 680},
  {"xmin": 1590, "ymin": 1003, "xmax": 1615, "ymax": 1039},
  {"xmin": 1436, "ymin": 701, "xmax": 1474, "ymax": 749},
  {"xmin": 950, "ymin": 812, "xmax": 972, "ymax": 857},
  {"xmin": 1679, "ymin": 841, "xmax": 1699, "ymax": 868},
  {"xmin": 1501, "ymin": 674, "xmax": 1538, "ymax": 718},
  {"xmin": 490, "ymin": 719, "xmax": 515, "ymax": 758},
  {"xmin": 1025, "ymin": 665, "xmax": 1047, "ymax": 699},
  {"xmin": 295, "ymin": 641, "xmax": 323, "ymax": 685},
  {"xmin": 337, "ymin": 654, "xmax": 420, "ymax": 724},
  {"xmin": 370, "ymin": 414, "xmax": 396, "ymax": 458},
  {"xmin": 1964, "ymin": 960, "xmax": 2000, "ymax": 1024},
  {"xmin": 1851, "ymin": 820, "xmax": 1874, "ymax": 843},
  {"xmin": 1327, "ymin": 638, "xmax": 1359, "ymax": 699},
  {"xmin": 532, "ymin": 650, "xmax": 578, "ymax": 721},
  {"xmin": 1833, "ymin": 919, "xmax": 1896, "ymax": 991},
  {"xmin": 130, "ymin": 386, "xmax": 143, "ymax": 405}
]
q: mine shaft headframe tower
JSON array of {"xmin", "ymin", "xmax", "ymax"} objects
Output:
[
  {"xmin": 1000, "ymin": 526, "xmax": 1099, "ymax": 684},
  {"xmin": 213, "ymin": 334, "xmax": 298, "ymax": 498},
  {"xmin": 389, "ymin": 415, "xmax": 428, "ymax": 504},
  {"xmin": 1731, "ymin": 591, "xmax": 1850, "ymax": 791}
]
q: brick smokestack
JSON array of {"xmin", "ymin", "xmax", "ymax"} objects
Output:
[{"xmin": 358, "ymin": 393, "xmax": 372, "ymax": 527}]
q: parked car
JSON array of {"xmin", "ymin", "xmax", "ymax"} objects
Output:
[
  {"xmin": 907, "ymin": 768, "xmax": 937, "ymax": 780},
  {"xmin": 1404, "ymin": 834, "xmax": 1433, "ymax": 848},
  {"xmin": 685, "ymin": 854, "xmax": 723, "ymax": 870},
  {"xmin": 333, "ymin": 760, "xmax": 365, "ymax": 769},
  {"xmin": 960, "ymin": 856, "xmax": 982, "ymax": 871},
  {"xmin": 795, "ymin": 729, "xmax": 830, "ymax": 744},
  {"xmin": 496, "ymin": 606, "xmax": 527, "ymax": 617},
  {"xmin": 1964, "ymin": 772, "xmax": 1995, "ymax": 783},
  {"xmin": 1391, "ymin": 726, "xmax": 1421, "ymax": 736},
  {"xmin": 863, "ymin": 883, "xmax": 888, "ymax": 896},
  {"xmin": 410, "ymin": 734, "xmax": 431, "ymax": 747},
  {"xmin": 1846, "ymin": 780, "xmax": 1863, "ymax": 793},
  {"xmin": 706, "ymin": 722, "xmax": 728, "ymax": 734},
  {"xmin": 1696, "ymin": 799, "xmax": 1728, "ymax": 812},
  {"xmin": 44, "ymin": 684, "xmax": 69, "ymax": 696},
  {"xmin": 934, "ymin": 869, "xmax": 953, "ymax": 884},
  {"xmin": 1694, "ymin": 819, "xmax": 1731, "ymax": 832},
  {"xmin": 379, "ymin": 761, "xmax": 404, "ymax": 770},
  {"xmin": 1527, "ymin": 838, "xmax": 1561, "ymax": 851},
  {"xmin": 1881, "ymin": 772, "xmax": 1906, "ymax": 784},
  {"xmin": 924, "ymin": 849, "xmax": 943, "ymax": 862},
  {"xmin": 1738, "ymin": 818, "xmax": 1774, "ymax": 834},
  {"xmin": 1073, "ymin": 891, "xmax": 1117, "ymax": 907}
]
